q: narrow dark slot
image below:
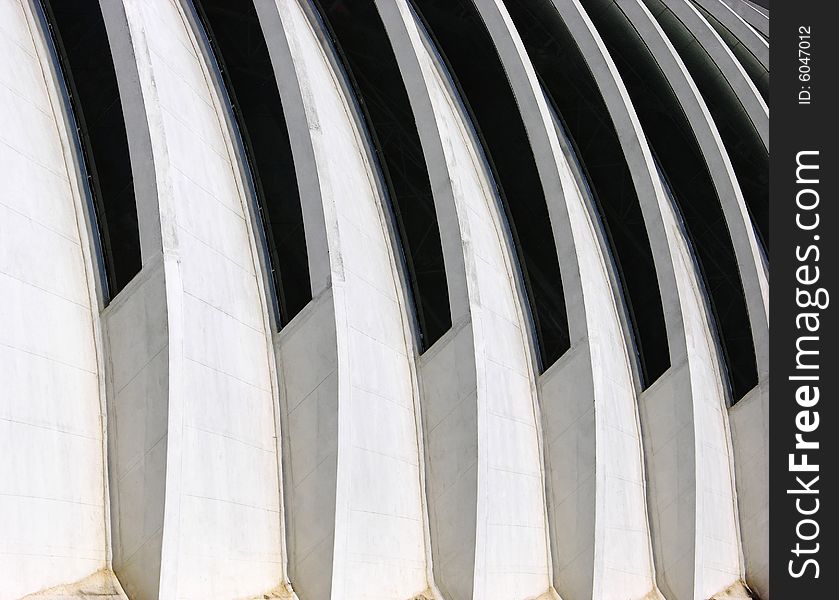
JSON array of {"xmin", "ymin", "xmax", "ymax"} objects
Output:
[
  {"xmin": 192, "ymin": 0, "xmax": 312, "ymax": 326},
  {"xmin": 40, "ymin": 0, "xmax": 141, "ymax": 300},
  {"xmin": 645, "ymin": 0, "xmax": 768, "ymax": 255},
  {"xmin": 583, "ymin": 0, "xmax": 758, "ymax": 401},
  {"xmin": 308, "ymin": 0, "xmax": 451, "ymax": 350},
  {"xmin": 409, "ymin": 0, "xmax": 570, "ymax": 370},
  {"xmin": 503, "ymin": 0, "xmax": 670, "ymax": 386}
]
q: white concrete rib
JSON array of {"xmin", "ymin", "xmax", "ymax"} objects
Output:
[
  {"xmin": 613, "ymin": 4, "xmax": 769, "ymax": 596},
  {"xmin": 0, "ymin": 0, "xmax": 109, "ymax": 597},
  {"xmin": 103, "ymin": 0, "xmax": 288, "ymax": 596},
  {"xmin": 258, "ymin": 1, "xmax": 432, "ymax": 598},
  {"xmin": 473, "ymin": 1, "xmax": 660, "ymax": 599},
  {"xmin": 622, "ymin": 6, "xmax": 768, "ymax": 596},
  {"xmin": 0, "ymin": 0, "xmax": 769, "ymax": 597},
  {"xmin": 549, "ymin": 2, "xmax": 755, "ymax": 598},
  {"xmin": 379, "ymin": 1, "xmax": 555, "ymax": 597},
  {"xmin": 692, "ymin": 0, "xmax": 769, "ymax": 69},
  {"xmin": 720, "ymin": 0, "xmax": 769, "ymax": 37},
  {"xmin": 660, "ymin": 0, "xmax": 768, "ymax": 150}
]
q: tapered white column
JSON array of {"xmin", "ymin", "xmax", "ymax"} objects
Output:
[
  {"xmin": 257, "ymin": 1, "xmax": 433, "ymax": 598},
  {"xmin": 103, "ymin": 1, "xmax": 289, "ymax": 596}
]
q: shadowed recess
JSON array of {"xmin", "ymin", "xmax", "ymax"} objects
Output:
[
  {"xmin": 39, "ymin": 0, "xmax": 141, "ymax": 300},
  {"xmin": 503, "ymin": 0, "xmax": 671, "ymax": 387},
  {"xmin": 191, "ymin": 0, "xmax": 312, "ymax": 326},
  {"xmin": 308, "ymin": 0, "xmax": 452, "ymax": 351},
  {"xmin": 409, "ymin": 0, "xmax": 571, "ymax": 370},
  {"xmin": 583, "ymin": 0, "xmax": 758, "ymax": 401}
]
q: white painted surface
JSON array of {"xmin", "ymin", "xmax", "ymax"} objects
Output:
[
  {"xmin": 476, "ymin": 2, "xmax": 659, "ymax": 597},
  {"xmin": 618, "ymin": 0, "xmax": 768, "ymax": 377},
  {"xmin": 270, "ymin": 1, "xmax": 431, "ymax": 598},
  {"xmin": 640, "ymin": 193, "xmax": 743, "ymax": 600},
  {"xmin": 274, "ymin": 292, "xmax": 339, "ymax": 600},
  {"xmin": 109, "ymin": 0, "xmax": 287, "ymax": 596},
  {"xmin": 550, "ymin": 2, "xmax": 751, "ymax": 598},
  {"xmin": 616, "ymin": 3, "xmax": 770, "ymax": 596},
  {"xmin": 0, "ymin": 1, "xmax": 108, "ymax": 596},
  {"xmin": 384, "ymin": 3, "xmax": 554, "ymax": 597},
  {"xmin": 0, "ymin": 0, "xmax": 770, "ymax": 597}
]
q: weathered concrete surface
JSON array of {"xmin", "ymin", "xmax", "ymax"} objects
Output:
[
  {"xmin": 476, "ymin": 1, "xmax": 660, "ymax": 597},
  {"xmin": 551, "ymin": 2, "xmax": 756, "ymax": 599},
  {"xmin": 103, "ymin": 0, "xmax": 290, "ymax": 597},
  {"xmin": 729, "ymin": 383, "xmax": 770, "ymax": 599},
  {"xmin": 20, "ymin": 571, "xmax": 127, "ymax": 600},
  {"xmin": 380, "ymin": 3, "xmax": 555, "ymax": 596},
  {"xmin": 692, "ymin": 0, "xmax": 768, "ymax": 69},
  {"xmin": 710, "ymin": 580, "xmax": 759, "ymax": 599},
  {"xmin": 264, "ymin": 1, "xmax": 432, "ymax": 598},
  {"xmin": 0, "ymin": 0, "xmax": 108, "ymax": 597},
  {"xmin": 0, "ymin": 0, "xmax": 769, "ymax": 597}
]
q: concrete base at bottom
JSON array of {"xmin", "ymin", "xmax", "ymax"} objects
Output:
[
  {"xmin": 20, "ymin": 572, "xmax": 304, "ymax": 600},
  {"xmin": 248, "ymin": 583, "xmax": 298, "ymax": 600},
  {"xmin": 20, "ymin": 570, "xmax": 127, "ymax": 600},
  {"xmin": 710, "ymin": 580, "xmax": 759, "ymax": 599}
]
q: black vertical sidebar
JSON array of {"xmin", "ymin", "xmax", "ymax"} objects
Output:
[{"xmin": 771, "ymin": 1, "xmax": 837, "ymax": 596}]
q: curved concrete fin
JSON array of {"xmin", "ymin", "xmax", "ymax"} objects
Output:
[
  {"xmin": 0, "ymin": 1, "xmax": 109, "ymax": 597},
  {"xmin": 473, "ymin": 1, "xmax": 661, "ymax": 599},
  {"xmin": 659, "ymin": 0, "xmax": 768, "ymax": 150},
  {"xmin": 610, "ymin": 4, "xmax": 769, "ymax": 597},
  {"xmin": 263, "ymin": 1, "xmax": 432, "ymax": 598},
  {"xmin": 692, "ymin": 0, "xmax": 768, "ymax": 69},
  {"xmin": 104, "ymin": 0, "xmax": 288, "ymax": 596},
  {"xmin": 618, "ymin": 0, "xmax": 768, "ymax": 364},
  {"xmin": 719, "ymin": 0, "xmax": 768, "ymax": 37},
  {"xmin": 727, "ymin": 382, "xmax": 769, "ymax": 599},
  {"xmin": 379, "ymin": 2, "xmax": 555, "ymax": 599},
  {"xmin": 0, "ymin": 0, "xmax": 769, "ymax": 597},
  {"xmin": 551, "ymin": 1, "xmax": 750, "ymax": 598}
]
